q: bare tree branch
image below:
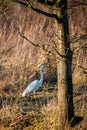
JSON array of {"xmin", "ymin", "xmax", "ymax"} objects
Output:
[
  {"xmin": 73, "ymin": 42, "xmax": 87, "ymax": 53},
  {"xmin": 68, "ymin": 0, "xmax": 87, "ymax": 10},
  {"xmin": 19, "ymin": 31, "xmax": 55, "ymax": 55},
  {"xmin": 79, "ymin": 65, "xmax": 87, "ymax": 74},
  {"xmin": 70, "ymin": 34, "xmax": 87, "ymax": 43},
  {"xmin": 14, "ymin": 0, "xmax": 62, "ymax": 22},
  {"xmin": 0, "ymin": 0, "xmax": 13, "ymax": 14},
  {"xmin": 19, "ymin": 31, "xmax": 66, "ymax": 59}
]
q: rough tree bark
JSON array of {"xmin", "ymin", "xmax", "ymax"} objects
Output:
[{"xmin": 55, "ymin": 1, "xmax": 74, "ymax": 129}]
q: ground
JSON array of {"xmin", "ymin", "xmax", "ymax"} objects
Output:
[{"xmin": 0, "ymin": 84, "xmax": 87, "ymax": 130}]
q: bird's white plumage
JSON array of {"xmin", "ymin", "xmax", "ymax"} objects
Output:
[{"xmin": 22, "ymin": 64, "xmax": 46, "ymax": 97}]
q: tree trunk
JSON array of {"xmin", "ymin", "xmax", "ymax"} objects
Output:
[{"xmin": 55, "ymin": 0, "xmax": 74, "ymax": 129}]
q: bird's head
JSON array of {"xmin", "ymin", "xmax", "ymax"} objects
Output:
[{"xmin": 40, "ymin": 64, "xmax": 46, "ymax": 70}]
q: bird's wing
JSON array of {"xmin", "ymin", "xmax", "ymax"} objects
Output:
[
  {"xmin": 34, "ymin": 79, "xmax": 42, "ymax": 91},
  {"xmin": 24, "ymin": 80, "xmax": 38, "ymax": 94}
]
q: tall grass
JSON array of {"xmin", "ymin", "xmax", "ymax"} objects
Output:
[{"xmin": 0, "ymin": 84, "xmax": 87, "ymax": 130}]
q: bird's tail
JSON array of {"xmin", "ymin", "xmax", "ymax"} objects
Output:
[{"xmin": 22, "ymin": 91, "xmax": 26, "ymax": 97}]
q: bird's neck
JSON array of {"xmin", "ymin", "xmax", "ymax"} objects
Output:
[{"xmin": 40, "ymin": 69, "xmax": 44, "ymax": 83}]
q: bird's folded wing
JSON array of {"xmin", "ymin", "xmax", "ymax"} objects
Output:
[{"xmin": 24, "ymin": 80, "xmax": 38, "ymax": 93}]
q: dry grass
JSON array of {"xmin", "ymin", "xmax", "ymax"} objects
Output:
[{"xmin": 0, "ymin": 84, "xmax": 87, "ymax": 130}]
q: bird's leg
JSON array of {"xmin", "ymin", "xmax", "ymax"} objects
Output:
[
  {"xmin": 33, "ymin": 91, "xmax": 37, "ymax": 104},
  {"xmin": 33, "ymin": 91, "xmax": 35, "ymax": 99},
  {"xmin": 33, "ymin": 91, "xmax": 37, "ymax": 103}
]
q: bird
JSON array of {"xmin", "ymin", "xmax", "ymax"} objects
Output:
[{"xmin": 22, "ymin": 64, "xmax": 46, "ymax": 97}]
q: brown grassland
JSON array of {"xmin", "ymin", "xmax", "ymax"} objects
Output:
[{"xmin": 0, "ymin": 83, "xmax": 87, "ymax": 130}]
